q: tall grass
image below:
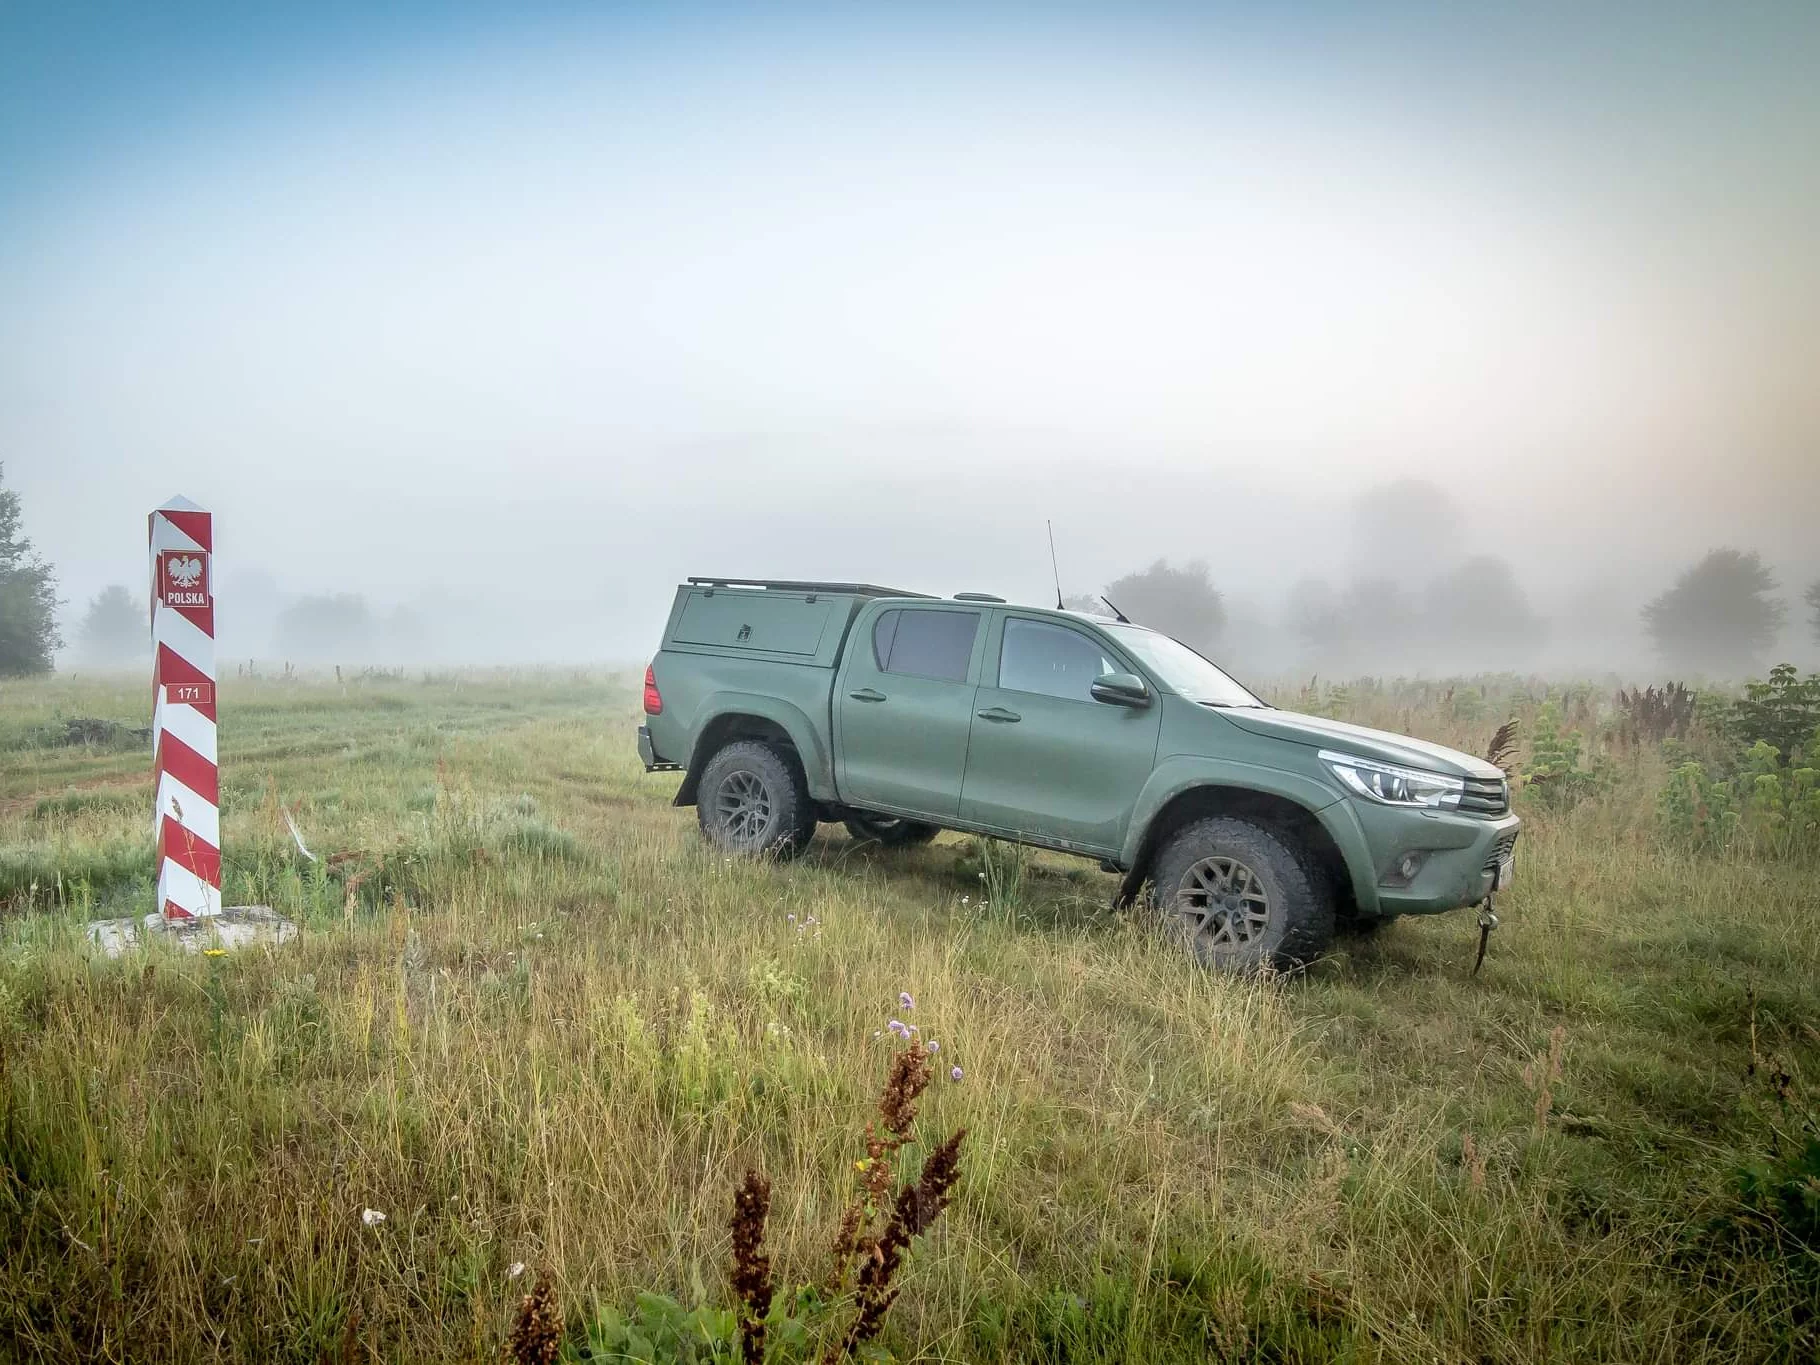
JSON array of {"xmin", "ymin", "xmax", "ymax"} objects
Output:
[{"xmin": 0, "ymin": 673, "xmax": 1815, "ymax": 1361}]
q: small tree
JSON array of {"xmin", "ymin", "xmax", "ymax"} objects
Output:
[
  {"xmin": 1642, "ymin": 549, "xmax": 1785, "ymax": 675},
  {"xmin": 1286, "ymin": 577, "xmax": 1343, "ymax": 653},
  {"xmin": 275, "ymin": 593, "xmax": 375, "ymax": 662},
  {"xmin": 1343, "ymin": 575, "xmax": 1416, "ymax": 637},
  {"xmin": 76, "ymin": 585, "xmax": 148, "ymax": 668},
  {"xmin": 1423, "ymin": 556, "xmax": 1545, "ymax": 664},
  {"xmin": 1806, "ymin": 578, "xmax": 1820, "ymax": 644},
  {"xmin": 0, "ymin": 463, "xmax": 61, "ymax": 676},
  {"xmin": 1102, "ymin": 559, "xmax": 1225, "ymax": 651},
  {"xmin": 1350, "ymin": 480, "xmax": 1464, "ymax": 584}
]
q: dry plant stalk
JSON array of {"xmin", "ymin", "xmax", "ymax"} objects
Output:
[
  {"xmin": 1522, "ymin": 1026, "xmax": 1567, "ymax": 1136},
  {"xmin": 332, "ymin": 1307, "xmax": 363, "ymax": 1365},
  {"xmin": 826, "ymin": 1202, "xmax": 863, "ymax": 1286},
  {"xmin": 1460, "ymin": 1131, "xmax": 1487, "ymax": 1193},
  {"xmin": 828, "ymin": 1043, "xmax": 934, "ymax": 1292},
  {"xmin": 730, "ymin": 1170, "xmax": 775, "ymax": 1365},
  {"xmin": 1485, "ymin": 719, "xmax": 1520, "ymax": 772},
  {"xmin": 731, "ymin": 1041, "xmax": 965, "ymax": 1361},
  {"xmin": 839, "ymin": 1130, "xmax": 967, "ymax": 1357},
  {"xmin": 505, "ymin": 1269, "xmax": 561, "ymax": 1365}
]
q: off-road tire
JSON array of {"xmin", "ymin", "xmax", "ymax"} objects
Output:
[
  {"xmin": 842, "ymin": 812, "xmax": 941, "ymax": 848},
  {"xmin": 696, "ymin": 740, "xmax": 816, "ymax": 859},
  {"xmin": 1149, "ymin": 817, "xmax": 1335, "ymax": 972}
]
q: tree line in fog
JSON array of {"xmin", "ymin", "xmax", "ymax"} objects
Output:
[{"xmin": 5, "ymin": 465, "xmax": 1819, "ymax": 679}]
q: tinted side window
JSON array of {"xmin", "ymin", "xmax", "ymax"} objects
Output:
[
  {"xmin": 882, "ymin": 609, "xmax": 980, "ymax": 683},
  {"xmin": 998, "ymin": 618, "xmax": 1120, "ymax": 702},
  {"xmin": 872, "ymin": 610, "xmax": 901, "ymax": 670}
]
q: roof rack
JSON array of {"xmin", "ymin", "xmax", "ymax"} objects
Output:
[{"xmin": 687, "ymin": 576, "xmax": 933, "ymax": 598}]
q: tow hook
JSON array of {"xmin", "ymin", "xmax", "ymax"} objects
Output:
[{"xmin": 1472, "ymin": 895, "xmax": 1499, "ymax": 976}]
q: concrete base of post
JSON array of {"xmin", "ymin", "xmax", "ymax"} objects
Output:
[{"xmin": 86, "ymin": 906, "xmax": 298, "ymax": 959}]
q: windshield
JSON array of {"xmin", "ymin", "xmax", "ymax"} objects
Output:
[{"xmin": 1102, "ymin": 624, "xmax": 1265, "ymax": 708}]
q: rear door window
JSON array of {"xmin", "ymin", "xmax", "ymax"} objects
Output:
[{"xmin": 876, "ymin": 609, "xmax": 980, "ymax": 683}]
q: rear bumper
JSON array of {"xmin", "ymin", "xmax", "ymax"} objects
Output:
[{"xmin": 637, "ymin": 725, "xmax": 682, "ymax": 773}]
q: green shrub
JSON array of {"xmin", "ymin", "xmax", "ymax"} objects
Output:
[
  {"xmin": 1520, "ymin": 701, "xmax": 1609, "ymax": 809},
  {"xmin": 1657, "ymin": 759, "xmax": 1739, "ymax": 851},
  {"xmin": 1730, "ymin": 665, "xmax": 1820, "ymax": 763},
  {"xmin": 1656, "ymin": 737, "xmax": 1820, "ymax": 859},
  {"xmin": 1733, "ymin": 1138, "xmax": 1820, "ymax": 1271}
]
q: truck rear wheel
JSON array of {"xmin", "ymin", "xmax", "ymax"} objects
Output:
[
  {"xmin": 696, "ymin": 740, "xmax": 816, "ymax": 859},
  {"xmin": 1149, "ymin": 817, "xmax": 1334, "ymax": 972},
  {"xmin": 842, "ymin": 812, "xmax": 941, "ymax": 848}
]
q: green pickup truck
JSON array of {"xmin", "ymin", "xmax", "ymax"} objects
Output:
[{"xmin": 638, "ymin": 577, "xmax": 1517, "ymax": 970}]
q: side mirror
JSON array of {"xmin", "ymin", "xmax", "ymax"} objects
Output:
[{"xmin": 1090, "ymin": 671, "xmax": 1151, "ymax": 708}]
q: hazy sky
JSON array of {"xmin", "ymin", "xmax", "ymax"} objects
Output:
[{"xmin": 4, "ymin": 2, "xmax": 1816, "ymax": 663}]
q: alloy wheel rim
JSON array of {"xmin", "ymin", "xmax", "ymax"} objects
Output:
[
  {"xmin": 1173, "ymin": 856, "xmax": 1272, "ymax": 950},
  {"xmin": 714, "ymin": 769, "xmax": 774, "ymax": 846}
]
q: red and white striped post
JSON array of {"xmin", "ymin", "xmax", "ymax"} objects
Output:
[{"xmin": 149, "ymin": 496, "xmax": 220, "ymax": 922}]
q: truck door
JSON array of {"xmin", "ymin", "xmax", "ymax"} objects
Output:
[
  {"xmin": 835, "ymin": 605, "xmax": 985, "ymax": 819},
  {"xmin": 960, "ymin": 614, "xmax": 1162, "ymax": 853}
]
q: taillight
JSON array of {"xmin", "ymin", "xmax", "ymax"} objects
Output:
[{"xmin": 643, "ymin": 664, "xmax": 663, "ymax": 716}]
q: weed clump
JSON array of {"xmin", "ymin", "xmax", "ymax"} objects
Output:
[{"xmin": 580, "ymin": 1031, "xmax": 966, "ymax": 1363}]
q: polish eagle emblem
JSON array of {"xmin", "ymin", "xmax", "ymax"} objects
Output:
[{"xmin": 168, "ymin": 555, "xmax": 204, "ymax": 588}]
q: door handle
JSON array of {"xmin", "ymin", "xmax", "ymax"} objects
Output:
[
  {"xmin": 849, "ymin": 688, "xmax": 887, "ymax": 702},
  {"xmin": 976, "ymin": 706, "xmax": 1021, "ymax": 723}
]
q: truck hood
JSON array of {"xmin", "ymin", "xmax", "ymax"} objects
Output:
[{"xmin": 1218, "ymin": 708, "xmax": 1504, "ymax": 780}]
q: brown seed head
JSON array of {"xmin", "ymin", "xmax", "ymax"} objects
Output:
[
  {"xmin": 878, "ymin": 1044, "xmax": 933, "ymax": 1141},
  {"xmin": 729, "ymin": 1170, "xmax": 774, "ymax": 1365},
  {"xmin": 504, "ymin": 1269, "xmax": 561, "ymax": 1365}
]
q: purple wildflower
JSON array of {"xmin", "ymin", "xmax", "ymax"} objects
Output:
[
  {"xmin": 886, "ymin": 1019, "xmax": 912, "ymax": 1041},
  {"xmin": 950, "ymin": 1066, "xmax": 964, "ymax": 1082},
  {"xmin": 899, "ymin": 991, "xmax": 915, "ymax": 1010}
]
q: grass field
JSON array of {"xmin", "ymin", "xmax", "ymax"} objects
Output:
[{"xmin": 1, "ymin": 672, "xmax": 1816, "ymax": 1362}]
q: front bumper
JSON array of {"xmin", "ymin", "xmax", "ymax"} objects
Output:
[{"xmin": 1352, "ymin": 802, "xmax": 1521, "ymax": 917}]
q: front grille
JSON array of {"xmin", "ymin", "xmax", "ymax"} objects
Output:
[
  {"xmin": 1483, "ymin": 829, "xmax": 1519, "ymax": 874},
  {"xmin": 1458, "ymin": 775, "xmax": 1510, "ymax": 816}
]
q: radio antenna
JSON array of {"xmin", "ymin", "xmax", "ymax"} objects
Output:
[{"xmin": 1047, "ymin": 520, "xmax": 1064, "ymax": 610}]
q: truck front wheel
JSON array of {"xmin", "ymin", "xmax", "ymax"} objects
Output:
[
  {"xmin": 696, "ymin": 740, "xmax": 816, "ymax": 859},
  {"xmin": 1149, "ymin": 817, "xmax": 1334, "ymax": 972}
]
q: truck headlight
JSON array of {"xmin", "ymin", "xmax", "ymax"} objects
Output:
[{"xmin": 1319, "ymin": 750, "xmax": 1465, "ymax": 809}]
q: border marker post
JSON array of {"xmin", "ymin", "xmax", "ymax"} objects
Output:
[
  {"xmin": 85, "ymin": 497, "xmax": 296, "ymax": 956},
  {"xmin": 150, "ymin": 495, "xmax": 220, "ymax": 922}
]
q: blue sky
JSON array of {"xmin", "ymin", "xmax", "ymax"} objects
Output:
[{"xmin": 3, "ymin": 2, "xmax": 1816, "ymax": 662}]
